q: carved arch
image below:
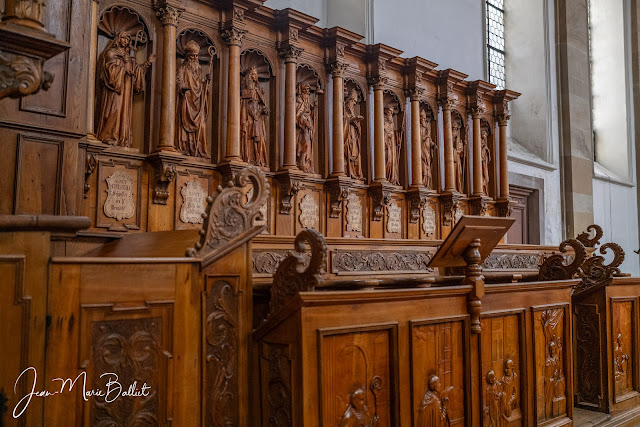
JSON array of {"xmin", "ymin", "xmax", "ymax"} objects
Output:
[
  {"xmin": 344, "ymin": 78, "xmax": 365, "ymax": 101},
  {"xmin": 98, "ymin": 5, "xmax": 152, "ymax": 42},
  {"xmin": 297, "ymin": 63, "xmax": 322, "ymax": 91},
  {"xmin": 240, "ymin": 48, "xmax": 274, "ymax": 78},
  {"xmin": 177, "ymin": 28, "xmax": 217, "ymax": 60}
]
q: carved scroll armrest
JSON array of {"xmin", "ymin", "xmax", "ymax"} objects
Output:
[{"xmin": 538, "ymin": 238, "xmax": 587, "ymax": 281}]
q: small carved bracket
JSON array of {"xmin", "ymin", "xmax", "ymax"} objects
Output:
[
  {"xmin": 439, "ymin": 192, "xmax": 462, "ymax": 226},
  {"xmin": 407, "ymin": 188, "xmax": 432, "ymax": 224},
  {"xmin": 495, "ymin": 198, "xmax": 513, "ymax": 218},
  {"xmin": 268, "ymin": 229, "xmax": 327, "ymax": 318},
  {"xmin": 369, "ymin": 183, "xmax": 391, "ymax": 222},
  {"xmin": 326, "ymin": 178, "xmax": 351, "ymax": 218},
  {"xmin": 83, "ymin": 153, "xmax": 97, "ymax": 199},
  {"xmin": 152, "ymin": 163, "xmax": 177, "ymax": 205},
  {"xmin": 576, "ymin": 224, "xmax": 604, "ymax": 248},
  {"xmin": 469, "ymin": 196, "xmax": 491, "ymax": 217},
  {"xmin": 277, "ymin": 173, "xmax": 302, "ymax": 215},
  {"xmin": 538, "ymin": 239, "xmax": 588, "ymax": 281}
]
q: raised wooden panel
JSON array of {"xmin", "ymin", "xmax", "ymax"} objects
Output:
[
  {"xmin": 318, "ymin": 324, "xmax": 398, "ymax": 426},
  {"xmin": 532, "ymin": 305, "xmax": 570, "ymax": 424},
  {"xmin": 0, "ymin": 256, "xmax": 29, "ymax": 427},
  {"xmin": 295, "ymin": 187, "xmax": 322, "ymax": 235},
  {"xmin": 611, "ymin": 298, "xmax": 637, "ymax": 402},
  {"xmin": 480, "ymin": 312, "xmax": 524, "ymax": 427},
  {"xmin": 14, "ymin": 134, "xmax": 63, "ymax": 215},
  {"xmin": 204, "ymin": 279, "xmax": 239, "ymax": 426},
  {"xmin": 95, "ymin": 158, "xmax": 143, "ymax": 231},
  {"xmin": 410, "ymin": 316, "xmax": 468, "ymax": 426},
  {"xmin": 574, "ymin": 303, "xmax": 603, "ymax": 409},
  {"xmin": 259, "ymin": 341, "xmax": 293, "ymax": 427},
  {"xmin": 80, "ymin": 304, "xmax": 173, "ymax": 427},
  {"xmin": 174, "ymin": 170, "xmax": 212, "ymax": 230}
]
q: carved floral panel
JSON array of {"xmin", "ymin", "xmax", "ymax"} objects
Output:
[
  {"xmin": 410, "ymin": 319, "xmax": 466, "ymax": 425},
  {"xmin": 319, "ymin": 326, "xmax": 396, "ymax": 426},
  {"xmin": 259, "ymin": 341, "xmax": 292, "ymax": 426},
  {"xmin": 346, "ymin": 193, "xmax": 362, "ymax": 233},
  {"xmin": 299, "ymin": 193, "xmax": 319, "ymax": 230},
  {"xmin": 331, "ymin": 250, "xmax": 433, "ymax": 275},
  {"xmin": 180, "ymin": 179, "xmax": 207, "ymax": 224},
  {"xmin": 480, "ymin": 314, "xmax": 522, "ymax": 426},
  {"xmin": 533, "ymin": 307, "xmax": 567, "ymax": 423},
  {"xmin": 386, "ymin": 202, "xmax": 401, "ymax": 234}
]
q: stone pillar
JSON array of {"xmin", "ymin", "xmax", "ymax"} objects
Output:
[
  {"xmin": 330, "ymin": 63, "xmax": 347, "ymax": 177},
  {"xmin": 497, "ymin": 114, "xmax": 510, "ymax": 199},
  {"xmin": 86, "ymin": 0, "xmax": 100, "ymax": 140},
  {"xmin": 280, "ymin": 47, "xmax": 301, "ymax": 170},
  {"xmin": 441, "ymin": 99, "xmax": 456, "ymax": 192},
  {"xmin": 221, "ymin": 28, "xmax": 246, "ymax": 161},
  {"xmin": 372, "ymin": 80, "xmax": 386, "ymax": 181},
  {"xmin": 410, "ymin": 91, "xmax": 422, "ymax": 187},
  {"xmin": 156, "ymin": 6, "xmax": 181, "ymax": 152},
  {"xmin": 472, "ymin": 108, "xmax": 484, "ymax": 195}
]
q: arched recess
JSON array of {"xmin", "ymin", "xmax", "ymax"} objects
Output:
[
  {"xmin": 96, "ymin": 5, "xmax": 156, "ymax": 152},
  {"xmin": 419, "ymin": 101, "xmax": 439, "ymax": 191},
  {"xmin": 174, "ymin": 29, "xmax": 218, "ymax": 160},
  {"xmin": 451, "ymin": 109, "xmax": 469, "ymax": 195},
  {"xmin": 344, "ymin": 79, "xmax": 368, "ymax": 181},
  {"xmin": 296, "ymin": 64, "xmax": 325, "ymax": 175},
  {"xmin": 479, "ymin": 118, "xmax": 496, "ymax": 198},
  {"xmin": 239, "ymin": 49, "xmax": 275, "ymax": 170},
  {"xmin": 383, "ymin": 90, "xmax": 406, "ymax": 187}
]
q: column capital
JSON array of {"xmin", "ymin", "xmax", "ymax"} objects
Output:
[
  {"xmin": 156, "ymin": 5, "xmax": 182, "ymax": 27},
  {"xmin": 496, "ymin": 114, "xmax": 511, "ymax": 126},
  {"xmin": 438, "ymin": 96, "xmax": 455, "ymax": 110},
  {"xmin": 221, "ymin": 27, "xmax": 247, "ymax": 47},
  {"xmin": 368, "ymin": 75, "xmax": 388, "ymax": 91},
  {"xmin": 469, "ymin": 107, "xmax": 485, "ymax": 119},
  {"xmin": 327, "ymin": 61, "xmax": 348, "ymax": 78},
  {"xmin": 279, "ymin": 45, "xmax": 303, "ymax": 63},
  {"xmin": 406, "ymin": 87, "xmax": 424, "ymax": 102}
]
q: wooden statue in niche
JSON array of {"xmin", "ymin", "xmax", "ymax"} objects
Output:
[
  {"xmin": 296, "ymin": 65, "xmax": 322, "ymax": 173},
  {"xmin": 96, "ymin": 8, "xmax": 155, "ymax": 148},
  {"xmin": 175, "ymin": 32, "xmax": 215, "ymax": 158},
  {"xmin": 383, "ymin": 100, "xmax": 403, "ymax": 186},
  {"xmin": 452, "ymin": 113, "xmax": 466, "ymax": 193},
  {"xmin": 417, "ymin": 375, "xmax": 451, "ymax": 427},
  {"xmin": 240, "ymin": 51, "xmax": 272, "ymax": 167},
  {"xmin": 420, "ymin": 107, "xmax": 437, "ymax": 190},
  {"xmin": 344, "ymin": 84, "xmax": 365, "ymax": 180},
  {"xmin": 481, "ymin": 129, "xmax": 491, "ymax": 195}
]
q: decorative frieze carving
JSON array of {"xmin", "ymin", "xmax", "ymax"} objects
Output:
[
  {"xmin": 332, "ymin": 250, "xmax": 433, "ymax": 274},
  {"xmin": 482, "ymin": 253, "xmax": 540, "ymax": 270},
  {"xmin": 103, "ymin": 171, "xmax": 135, "ymax": 221},
  {"xmin": 386, "ymin": 202, "xmax": 401, "ymax": 233},
  {"xmin": 299, "ymin": 194, "xmax": 319, "ymax": 230},
  {"xmin": 422, "ymin": 204, "xmax": 436, "ymax": 237},
  {"xmin": 180, "ymin": 180, "xmax": 207, "ymax": 224},
  {"xmin": 346, "ymin": 193, "xmax": 363, "ymax": 233}
]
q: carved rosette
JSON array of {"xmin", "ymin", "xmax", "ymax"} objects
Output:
[
  {"xmin": 268, "ymin": 229, "xmax": 327, "ymax": 317},
  {"xmin": 538, "ymin": 239, "xmax": 587, "ymax": 281},
  {"xmin": 187, "ymin": 166, "xmax": 270, "ymax": 257}
]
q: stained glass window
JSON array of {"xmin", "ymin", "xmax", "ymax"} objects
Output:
[{"xmin": 486, "ymin": 0, "xmax": 505, "ymax": 89}]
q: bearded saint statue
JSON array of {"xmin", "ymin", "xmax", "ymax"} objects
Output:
[
  {"xmin": 296, "ymin": 83, "xmax": 316, "ymax": 173},
  {"xmin": 96, "ymin": 31, "xmax": 155, "ymax": 147},
  {"xmin": 344, "ymin": 88, "xmax": 364, "ymax": 179},
  {"xmin": 175, "ymin": 40, "xmax": 211, "ymax": 157}
]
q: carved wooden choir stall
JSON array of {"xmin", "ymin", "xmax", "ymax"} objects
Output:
[{"xmin": 1, "ymin": 0, "xmax": 640, "ymax": 426}]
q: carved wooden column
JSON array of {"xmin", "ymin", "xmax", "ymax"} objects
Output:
[
  {"xmin": 471, "ymin": 109, "xmax": 483, "ymax": 196},
  {"xmin": 221, "ymin": 19, "xmax": 247, "ymax": 163},
  {"xmin": 493, "ymin": 90, "xmax": 520, "ymax": 217},
  {"xmin": 330, "ymin": 63, "xmax": 347, "ymax": 177},
  {"xmin": 463, "ymin": 238, "xmax": 484, "ymax": 334},
  {"xmin": 156, "ymin": 4, "xmax": 182, "ymax": 152},
  {"xmin": 86, "ymin": 0, "xmax": 100, "ymax": 141},
  {"xmin": 437, "ymin": 69, "xmax": 467, "ymax": 227},
  {"xmin": 372, "ymin": 80, "xmax": 386, "ymax": 182},
  {"xmin": 281, "ymin": 47, "xmax": 302, "ymax": 170},
  {"xmin": 410, "ymin": 90, "xmax": 423, "ymax": 187}
]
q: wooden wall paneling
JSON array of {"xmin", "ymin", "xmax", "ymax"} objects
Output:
[
  {"xmin": 13, "ymin": 134, "xmax": 64, "ymax": 215},
  {"xmin": 609, "ymin": 297, "xmax": 638, "ymax": 405},
  {"xmin": 479, "ymin": 309, "xmax": 526, "ymax": 427},
  {"xmin": 409, "ymin": 315, "xmax": 470, "ymax": 426},
  {"xmin": 317, "ymin": 323, "xmax": 399, "ymax": 427},
  {"xmin": 531, "ymin": 303, "xmax": 572, "ymax": 425}
]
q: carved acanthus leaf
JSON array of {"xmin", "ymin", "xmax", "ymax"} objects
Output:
[
  {"xmin": 187, "ymin": 166, "xmax": 269, "ymax": 257},
  {"xmin": 268, "ymin": 229, "xmax": 327, "ymax": 317},
  {"xmin": 576, "ymin": 224, "xmax": 604, "ymax": 248},
  {"xmin": 0, "ymin": 52, "xmax": 52, "ymax": 99},
  {"xmin": 538, "ymin": 239, "xmax": 587, "ymax": 281}
]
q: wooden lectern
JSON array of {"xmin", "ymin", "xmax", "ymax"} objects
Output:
[{"xmin": 429, "ymin": 215, "xmax": 515, "ymax": 333}]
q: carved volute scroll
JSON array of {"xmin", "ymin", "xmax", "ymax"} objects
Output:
[
  {"xmin": 175, "ymin": 30, "xmax": 216, "ymax": 158},
  {"xmin": 268, "ymin": 229, "xmax": 327, "ymax": 318},
  {"xmin": 538, "ymin": 239, "xmax": 587, "ymax": 281},
  {"xmin": 239, "ymin": 50, "xmax": 273, "ymax": 168},
  {"xmin": 576, "ymin": 224, "xmax": 604, "ymax": 248},
  {"xmin": 186, "ymin": 166, "xmax": 269, "ymax": 257},
  {"xmin": 296, "ymin": 65, "xmax": 322, "ymax": 174},
  {"xmin": 96, "ymin": 7, "xmax": 155, "ymax": 148},
  {"xmin": 574, "ymin": 242, "xmax": 625, "ymax": 295}
]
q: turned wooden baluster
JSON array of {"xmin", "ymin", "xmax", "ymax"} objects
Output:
[{"xmin": 463, "ymin": 238, "xmax": 484, "ymax": 334}]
